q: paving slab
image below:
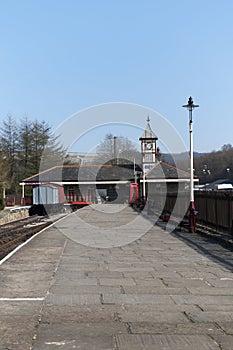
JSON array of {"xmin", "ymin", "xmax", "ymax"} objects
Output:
[
  {"xmin": 160, "ymin": 277, "xmax": 212, "ymax": 288},
  {"xmin": 122, "ymin": 286, "xmax": 188, "ymax": 294},
  {"xmin": 0, "ymin": 300, "xmax": 42, "ymax": 317},
  {"xmin": 201, "ymin": 304, "xmax": 233, "ymax": 312},
  {"xmin": 123, "ymin": 304, "xmax": 200, "ymax": 313},
  {"xmin": 33, "ymin": 323, "xmax": 116, "ymax": 350},
  {"xmin": 50, "ymin": 284, "xmax": 123, "ymax": 294},
  {"xmin": 53, "ymin": 276, "xmax": 99, "ymax": 285},
  {"xmin": 40, "ymin": 304, "xmax": 123, "ymax": 324},
  {"xmin": 115, "ymin": 334, "xmax": 221, "ymax": 350},
  {"xmin": 171, "ymin": 294, "xmax": 233, "ymax": 305},
  {"xmin": 133, "ymin": 278, "xmax": 165, "ymax": 286},
  {"xmin": 0, "ymin": 204, "xmax": 233, "ymax": 350},
  {"xmin": 45, "ymin": 293, "xmax": 101, "ymax": 305},
  {"xmin": 217, "ymin": 322, "xmax": 233, "ymax": 334},
  {"xmin": 205, "ymin": 278, "xmax": 233, "ymax": 288},
  {"xmin": 185, "ymin": 310, "xmax": 233, "ymax": 323},
  {"xmin": 118, "ymin": 310, "xmax": 189, "ymax": 323},
  {"xmin": 186, "ymin": 286, "xmax": 233, "ymax": 295},
  {"xmin": 0, "ymin": 319, "xmax": 38, "ymax": 350},
  {"xmin": 128, "ymin": 321, "xmax": 223, "ymax": 335},
  {"xmin": 102, "ymin": 293, "xmax": 175, "ymax": 305},
  {"xmin": 99, "ymin": 277, "xmax": 136, "ymax": 286},
  {"xmin": 211, "ymin": 334, "xmax": 233, "ymax": 350}
]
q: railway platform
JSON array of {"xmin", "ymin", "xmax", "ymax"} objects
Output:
[{"xmin": 0, "ymin": 204, "xmax": 233, "ymax": 349}]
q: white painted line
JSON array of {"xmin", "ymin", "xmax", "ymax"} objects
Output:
[
  {"xmin": 0, "ymin": 297, "xmax": 44, "ymax": 301},
  {"xmin": 0, "ymin": 214, "xmax": 69, "ymax": 266}
]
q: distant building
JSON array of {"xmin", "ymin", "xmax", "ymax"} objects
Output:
[{"xmin": 66, "ymin": 152, "xmax": 97, "ymax": 164}]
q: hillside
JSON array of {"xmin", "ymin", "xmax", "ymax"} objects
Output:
[{"xmin": 162, "ymin": 145, "xmax": 233, "ymax": 184}]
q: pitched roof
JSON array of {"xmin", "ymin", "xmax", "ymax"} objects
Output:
[
  {"xmin": 21, "ymin": 161, "xmax": 195, "ymax": 186},
  {"xmin": 21, "ymin": 163, "xmax": 142, "ymax": 184},
  {"xmin": 139, "ymin": 119, "xmax": 158, "ymax": 140},
  {"xmin": 145, "ymin": 161, "xmax": 191, "ymax": 180}
]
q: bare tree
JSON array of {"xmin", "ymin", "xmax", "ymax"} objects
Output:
[
  {"xmin": 221, "ymin": 144, "xmax": 233, "ymax": 152},
  {"xmin": 194, "ymin": 145, "xmax": 233, "ymax": 183},
  {"xmin": 95, "ymin": 133, "xmax": 141, "ymax": 165}
]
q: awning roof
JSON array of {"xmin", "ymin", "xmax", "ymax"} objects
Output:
[
  {"xmin": 20, "ymin": 161, "xmax": 197, "ymax": 186},
  {"xmin": 21, "ymin": 164, "xmax": 142, "ymax": 185}
]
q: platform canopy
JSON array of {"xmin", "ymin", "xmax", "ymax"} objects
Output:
[
  {"xmin": 20, "ymin": 163, "xmax": 142, "ymax": 186},
  {"xmin": 20, "ymin": 161, "xmax": 197, "ymax": 187}
]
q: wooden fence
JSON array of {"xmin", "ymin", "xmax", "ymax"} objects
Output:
[
  {"xmin": 147, "ymin": 191, "xmax": 189, "ymax": 222},
  {"xmin": 147, "ymin": 190, "xmax": 233, "ymax": 234},
  {"xmin": 195, "ymin": 191, "xmax": 233, "ymax": 233}
]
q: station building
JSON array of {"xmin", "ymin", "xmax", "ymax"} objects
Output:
[{"xmin": 20, "ymin": 118, "xmax": 196, "ymax": 211}]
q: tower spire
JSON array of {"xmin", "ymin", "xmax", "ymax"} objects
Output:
[
  {"xmin": 139, "ymin": 117, "xmax": 158, "ymax": 140},
  {"xmin": 139, "ymin": 116, "xmax": 158, "ymax": 174}
]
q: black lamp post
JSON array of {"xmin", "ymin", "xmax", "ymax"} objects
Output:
[
  {"xmin": 226, "ymin": 168, "xmax": 230, "ymax": 178},
  {"xmin": 202, "ymin": 164, "xmax": 210, "ymax": 223},
  {"xmin": 202, "ymin": 164, "xmax": 211, "ymax": 190},
  {"xmin": 182, "ymin": 96, "xmax": 199, "ymax": 233}
]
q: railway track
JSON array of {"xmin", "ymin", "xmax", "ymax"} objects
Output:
[{"xmin": 0, "ymin": 216, "xmax": 54, "ymax": 260}]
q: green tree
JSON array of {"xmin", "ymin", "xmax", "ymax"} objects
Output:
[
  {"xmin": 39, "ymin": 131, "xmax": 69, "ymax": 173},
  {"xmin": 17, "ymin": 116, "xmax": 33, "ymax": 180},
  {"xmin": 0, "ymin": 154, "xmax": 9, "ymax": 209},
  {"xmin": 29, "ymin": 120, "xmax": 50, "ymax": 174},
  {"xmin": 0, "ymin": 114, "xmax": 19, "ymax": 193},
  {"xmin": 0, "ymin": 115, "xmax": 67, "ymax": 196}
]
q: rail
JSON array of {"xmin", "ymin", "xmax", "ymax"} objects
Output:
[{"xmin": 0, "ymin": 216, "xmax": 53, "ymax": 260}]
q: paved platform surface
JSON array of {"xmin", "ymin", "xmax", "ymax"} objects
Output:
[{"xmin": 0, "ymin": 204, "xmax": 233, "ymax": 350}]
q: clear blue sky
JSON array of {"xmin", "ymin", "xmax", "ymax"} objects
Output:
[{"xmin": 0, "ymin": 0, "xmax": 233, "ymax": 153}]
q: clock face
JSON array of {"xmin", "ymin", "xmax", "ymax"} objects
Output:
[{"xmin": 146, "ymin": 143, "xmax": 152, "ymax": 150}]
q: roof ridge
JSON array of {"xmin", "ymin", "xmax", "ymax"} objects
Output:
[
  {"xmin": 22, "ymin": 165, "xmax": 60, "ymax": 182},
  {"xmin": 144, "ymin": 161, "xmax": 160, "ymax": 176},
  {"xmin": 22, "ymin": 163, "xmax": 140, "ymax": 182},
  {"xmin": 159, "ymin": 161, "xmax": 190, "ymax": 175}
]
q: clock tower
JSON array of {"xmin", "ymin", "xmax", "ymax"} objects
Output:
[{"xmin": 139, "ymin": 116, "xmax": 158, "ymax": 173}]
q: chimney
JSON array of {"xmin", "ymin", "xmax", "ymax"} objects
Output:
[{"xmin": 114, "ymin": 136, "xmax": 118, "ymax": 164}]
